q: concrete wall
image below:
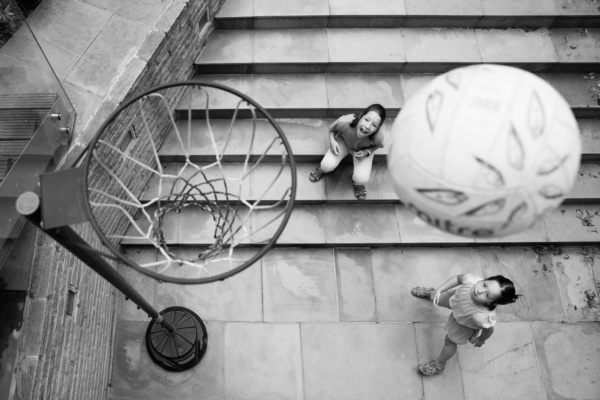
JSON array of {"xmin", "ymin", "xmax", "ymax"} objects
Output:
[{"xmin": 8, "ymin": 0, "xmax": 225, "ymax": 399}]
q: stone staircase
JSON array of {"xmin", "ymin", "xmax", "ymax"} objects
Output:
[
  {"xmin": 110, "ymin": 2, "xmax": 600, "ymax": 399},
  {"xmin": 122, "ymin": 0, "xmax": 600, "ymax": 249}
]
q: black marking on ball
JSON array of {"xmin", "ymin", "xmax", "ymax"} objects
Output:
[
  {"xmin": 463, "ymin": 198, "xmax": 507, "ymax": 217},
  {"xmin": 416, "ymin": 188, "xmax": 469, "ymax": 205},
  {"xmin": 475, "ymin": 156, "xmax": 505, "ymax": 187}
]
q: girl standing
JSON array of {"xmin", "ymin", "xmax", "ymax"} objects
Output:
[
  {"xmin": 308, "ymin": 104, "xmax": 386, "ymax": 200},
  {"xmin": 411, "ymin": 273, "xmax": 521, "ymax": 376}
]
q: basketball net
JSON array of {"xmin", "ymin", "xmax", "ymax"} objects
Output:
[{"xmin": 84, "ymin": 83, "xmax": 295, "ymax": 283}]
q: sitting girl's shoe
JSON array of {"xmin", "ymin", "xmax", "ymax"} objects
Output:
[
  {"xmin": 418, "ymin": 360, "xmax": 445, "ymax": 376},
  {"xmin": 352, "ymin": 181, "xmax": 367, "ymax": 200},
  {"xmin": 309, "ymin": 167, "xmax": 326, "ymax": 182}
]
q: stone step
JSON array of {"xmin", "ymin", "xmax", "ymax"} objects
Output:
[
  {"xmin": 216, "ymin": 0, "xmax": 600, "ymax": 29},
  {"xmin": 120, "ymin": 203, "xmax": 600, "ymax": 246},
  {"xmin": 178, "ymin": 73, "xmax": 600, "ymax": 119},
  {"xmin": 158, "ymin": 118, "xmax": 600, "ymax": 162},
  {"xmin": 140, "ymin": 161, "xmax": 600, "ymax": 204},
  {"xmin": 196, "ymin": 28, "xmax": 600, "ymax": 74}
]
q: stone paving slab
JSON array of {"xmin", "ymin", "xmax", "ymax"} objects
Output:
[
  {"xmin": 545, "ymin": 204, "xmax": 600, "ymax": 243},
  {"xmin": 250, "ymin": 206, "xmax": 327, "ymax": 245},
  {"xmin": 554, "ymin": 0, "xmax": 600, "ymax": 28},
  {"xmin": 253, "ymin": 29, "xmax": 329, "ymax": 73},
  {"xmin": 477, "ymin": 0, "xmax": 559, "ymax": 28},
  {"xmin": 400, "ymin": 28, "xmax": 482, "ymax": 73},
  {"xmin": 254, "ymin": 0, "xmax": 328, "ymax": 17},
  {"xmin": 329, "ymin": 0, "xmax": 406, "ymax": 28},
  {"xmin": 28, "ymin": 0, "xmax": 113, "ymax": 56},
  {"xmin": 301, "ymin": 323, "xmax": 422, "ymax": 400},
  {"xmin": 335, "ymin": 249, "xmax": 377, "ymax": 322},
  {"xmin": 216, "ymin": 0, "xmax": 252, "ymax": 19},
  {"xmin": 403, "ymin": 0, "xmax": 483, "ymax": 28},
  {"xmin": 66, "ymin": 15, "xmax": 150, "ymax": 97},
  {"xmin": 195, "ymin": 30, "xmax": 253, "ymax": 72},
  {"xmin": 81, "ymin": 0, "xmax": 171, "ymax": 26},
  {"xmin": 323, "ymin": 204, "xmax": 401, "ymax": 245},
  {"xmin": 225, "ymin": 322, "xmax": 304, "ymax": 399},
  {"xmin": 550, "ymin": 28, "xmax": 600, "ymax": 72},
  {"xmin": 545, "ymin": 73, "xmax": 600, "ymax": 117},
  {"xmin": 262, "ymin": 249, "xmax": 338, "ymax": 322},
  {"xmin": 580, "ymin": 119, "xmax": 600, "ymax": 160},
  {"xmin": 253, "ymin": 0, "xmax": 329, "ymax": 29},
  {"xmin": 327, "ymin": 28, "xmax": 405, "ymax": 67},
  {"xmin": 459, "ymin": 322, "xmax": 545, "ymax": 400},
  {"xmin": 549, "ymin": 246, "xmax": 600, "ymax": 322},
  {"xmin": 252, "ymin": 74, "xmax": 329, "ymax": 116},
  {"xmin": 476, "ymin": 28, "xmax": 558, "ymax": 72},
  {"xmin": 572, "ymin": 163, "xmax": 600, "ymax": 202},
  {"xmin": 325, "ymin": 74, "xmax": 403, "ymax": 116},
  {"xmin": 531, "ymin": 321, "xmax": 600, "ymax": 400},
  {"xmin": 329, "ymin": 0, "xmax": 406, "ymax": 17}
]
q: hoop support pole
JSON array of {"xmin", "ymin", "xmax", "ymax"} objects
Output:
[{"xmin": 16, "ymin": 191, "xmax": 175, "ymax": 334}]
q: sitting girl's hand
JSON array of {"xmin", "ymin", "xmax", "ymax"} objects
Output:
[
  {"xmin": 469, "ymin": 337, "xmax": 486, "ymax": 347},
  {"xmin": 330, "ymin": 139, "xmax": 340, "ymax": 155}
]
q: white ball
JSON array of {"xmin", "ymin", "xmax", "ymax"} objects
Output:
[{"xmin": 388, "ymin": 64, "xmax": 581, "ymax": 238}]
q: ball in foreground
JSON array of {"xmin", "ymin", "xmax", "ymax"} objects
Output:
[{"xmin": 387, "ymin": 65, "xmax": 581, "ymax": 238}]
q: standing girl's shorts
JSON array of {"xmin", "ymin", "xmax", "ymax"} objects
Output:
[{"xmin": 445, "ymin": 314, "xmax": 481, "ymax": 345}]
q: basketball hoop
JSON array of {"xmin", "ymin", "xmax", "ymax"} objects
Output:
[
  {"xmin": 19, "ymin": 81, "xmax": 296, "ymax": 371},
  {"xmin": 81, "ymin": 81, "xmax": 296, "ymax": 284}
]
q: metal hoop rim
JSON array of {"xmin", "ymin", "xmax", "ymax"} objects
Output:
[{"xmin": 82, "ymin": 80, "xmax": 297, "ymax": 284}]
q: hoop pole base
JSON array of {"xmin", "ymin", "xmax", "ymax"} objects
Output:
[{"xmin": 146, "ymin": 307, "xmax": 208, "ymax": 371}]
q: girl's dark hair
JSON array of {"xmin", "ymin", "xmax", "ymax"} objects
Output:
[
  {"xmin": 349, "ymin": 104, "xmax": 387, "ymax": 133},
  {"xmin": 486, "ymin": 275, "xmax": 521, "ymax": 310}
]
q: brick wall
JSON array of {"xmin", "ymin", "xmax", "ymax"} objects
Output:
[{"xmin": 9, "ymin": 0, "xmax": 225, "ymax": 399}]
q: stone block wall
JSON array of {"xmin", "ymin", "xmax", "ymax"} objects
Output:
[{"xmin": 8, "ymin": 0, "xmax": 225, "ymax": 399}]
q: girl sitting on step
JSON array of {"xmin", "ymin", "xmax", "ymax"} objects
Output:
[
  {"xmin": 308, "ymin": 104, "xmax": 386, "ymax": 200},
  {"xmin": 411, "ymin": 273, "xmax": 521, "ymax": 376}
]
